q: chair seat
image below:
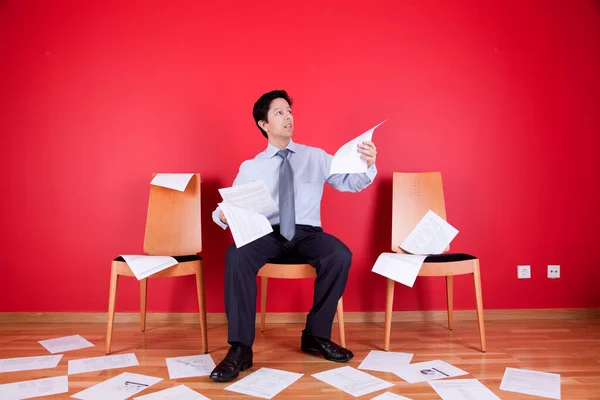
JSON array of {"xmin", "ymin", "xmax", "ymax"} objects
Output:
[
  {"xmin": 267, "ymin": 255, "xmax": 309, "ymax": 265},
  {"xmin": 114, "ymin": 255, "xmax": 202, "ymax": 263},
  {"xmin": 424, "ymin": 253, "xmax": 476, "ymax": 263}
]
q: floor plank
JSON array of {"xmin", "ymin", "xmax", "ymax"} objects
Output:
[{"xmin": 1, "ymin": 319, "xmax": 599, "ymax": 399}]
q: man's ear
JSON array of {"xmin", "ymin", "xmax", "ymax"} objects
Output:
[{"xmin": 258, "ymin": 120, "xmax": 268, "ymax": 133}]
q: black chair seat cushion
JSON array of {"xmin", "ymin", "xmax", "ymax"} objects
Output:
[
  {"xmin": 114, "ymin": 255, "xmax": 202, "ymax": 263},
  {"xmin": 424, "ymin": 253, "xmax": 476, "ymax": 263}
]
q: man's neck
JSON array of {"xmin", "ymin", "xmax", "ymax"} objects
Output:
[{"xmin": 268, "ymin": 137, "xmax": 291, "ymax": 150}]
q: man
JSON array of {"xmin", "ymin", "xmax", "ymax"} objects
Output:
[{"xmin": 209, "ymin": 90, "xmax": 378, "ymax": 382}]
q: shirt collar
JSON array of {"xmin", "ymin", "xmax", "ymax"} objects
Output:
[{"xmin": 266, "ymin": 139, "xmax": 299, "ymax": 158}]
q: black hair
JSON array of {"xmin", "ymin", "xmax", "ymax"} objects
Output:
[{"xmin": 252, "ymin": 90, "xmax": 293, "ymax": 138}]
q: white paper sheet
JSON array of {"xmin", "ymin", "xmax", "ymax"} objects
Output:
[
  {"xmin": 393, "ymin": 360, "xmax": 468, "ymax": 383},
  {"xmin": 135, "ymin": 384, "xmax": 210, "ymax": 400},
  {"xmin": 165, "ymin": 354, "xmax": 216, "ymax": 379},
  {"xmin": 224, "ymin": 367, "xmax": 303, "ymax": 399},
  {"xmin": 371, "ymin": 393, "xmax": 413, "ymax": 400},
  {"xmin": 150, "ymin": 173, "xmax": 194, "ymax": 192},
  {"xmin": 218, "ymin": 202, "xmax": 273, "ymax": 248},
  {"xmin": 358, "ymin": 350, "xmax": 413, "ymax": 373},
  {"xmin": 68, "ymin": 353, "xmax": 139, "ymax": 375},
  {"xmin": 218, "ymin": 180, "xmax": 278, "ymax": 216},
  {"xmin": 120, "ymin": 255, "xmax": 178, "ymax": 280},
  {"xmin": 371, "ymin": 253, "xmax": 427, "ymax": 287},
  {"xmin": 500, "ymin": 367, "xmax": 561, "ymax": 399},
  {"xmin": 312, "ymin": 365, "xmax": 394, "ymax": 397},
  {"xmin": 429, "ymin": 379, "xmax": 500, "ymax": 400},
  {"xmin": 39, "ymin": 334, "xmax": 94, "ymax": 354},
  {"xmin": 400, "ymin": 210, "xmax": 458, "ymax": 255},
  {"xmin": 0, "ymin": 354, "xmax": 63, "ymax": 373},
  {"xmin": 71, "ymin": 372, "xmax": 162, "ymax": 400},
  {"xmin": 329, "ymin": 120, "xmax": 386, "ymax": 175},
  {"xmin": 0, "ymin": 375, "xmax": 68, "ymax": 399}
]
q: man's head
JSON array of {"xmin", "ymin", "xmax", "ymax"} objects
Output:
[{"xmin": 253, "ymin": 90, "xmax": 294, "ymax": 140}]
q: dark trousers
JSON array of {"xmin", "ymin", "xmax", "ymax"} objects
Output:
[{"xmin": 224, "ymin": 225, "xmax": 352, "ymax": 347}]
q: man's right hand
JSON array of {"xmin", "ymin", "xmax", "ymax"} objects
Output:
[{"xmin": 219, "ymin": 210, "xmax": 228, "ymax": 224}]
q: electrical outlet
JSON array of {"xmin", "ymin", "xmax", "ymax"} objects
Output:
[
  {"xmin": 518, "ymin": 265, "xmax": 531, "ymax": 279},
  {"xmin": 548, "ymin": 265, "xmax": 560, "ymax": 279}
]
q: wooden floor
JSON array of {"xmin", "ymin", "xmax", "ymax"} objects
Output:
[{"xmin": 1, "ymin": 319, "xmax": 599, "ymax": 399}]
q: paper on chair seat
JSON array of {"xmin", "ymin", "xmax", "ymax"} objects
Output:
[
  {"xmin": 150, "ymin": 173, "xmax": 194, "ymax": 192},
  {"xmin": 400, "ymin": 210, "xmax": 459, "ymax": 255},
  {"xmin": 120, "ymin": 255, "xmax": 178, "ymax": 280},
  {"xmin": 329, "ymin": 120, "xmax": 386, "ymax": 175},
  {"xmin": 371, "ymin": 253, "xmax": 427, "ymax": 287}
]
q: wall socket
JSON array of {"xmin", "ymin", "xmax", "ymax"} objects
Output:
[
  {"xmin": 518, "ymin": 265, "xmax": 531, "ymax": 279},
  {"xmin": 548, "ymin": 265, "xmax": 560, "ymax": 279}
]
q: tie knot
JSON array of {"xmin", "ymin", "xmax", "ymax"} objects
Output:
[{"xmin": 276, "ymin": 149, "xmax": 290, "ymax": 159}]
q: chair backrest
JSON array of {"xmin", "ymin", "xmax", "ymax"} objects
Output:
[
  {"xmin": 391, "ymin": 172, "xmax": 448, "ymax": 254},
  {"xmin": 143, "ymin": 173, "xmax": 202, "ymax": 256}
]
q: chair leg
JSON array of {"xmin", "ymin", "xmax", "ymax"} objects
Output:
[
  {"xmin": 446, "ymin": 275, "xmax": 454, "ymax": 330},
  {"xmin": 473, "ymin": 260, "xmax": 486, "ymax": 352},
  {"xmin": 195, "ymin": 261, "xmax": 208, "ymax": 354},
  {"xmin": 106, "ymin": 262, "xmax": 120, "ymax": 355},
  {"xmin": 336, "ymin": 297, "xmax": 346, "ymax": 348},
  {"xmin": 140, "ymin": 279, "xmax": 148, "ymax": 332},
  {"xmin": 260, "ymin": 277, "xmax": 268, "ymax": 332},
  {"xmin": 384, "ymin": 278, "xmax": 394, "ymax": 351}
]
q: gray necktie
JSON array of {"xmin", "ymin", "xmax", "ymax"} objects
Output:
[{"xmin": 276, "ymin": 149, "xmax": 295, "ymax": 240}]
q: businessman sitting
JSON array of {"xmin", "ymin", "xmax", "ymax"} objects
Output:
[{"xmin": 210, "ymin": 89, "xmax": 378, "ymax": 382}]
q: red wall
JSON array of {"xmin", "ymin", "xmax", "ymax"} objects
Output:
[{"xmin": 1, "ymin": 0, "xmax": 599, "ymax": 314}]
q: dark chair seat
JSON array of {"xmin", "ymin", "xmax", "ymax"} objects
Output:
[
  {"xmin": 267, "ymin": 255, "xmax": 309, "ymax": 265},
  {"xmin": 114, "ymin": 255, "xmax": 202, "ymax": 263},
  {"xmin": 424, "ymin": 253, "xmax": 476, "ymax": 263}
]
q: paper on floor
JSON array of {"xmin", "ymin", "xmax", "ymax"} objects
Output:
[
  {"xmin": 371, "ymin": 253, "xmax": 427, "ymax": 287},
  {"xmin": 393, "ymin": 360, "xmax": 468, "ymax": 383},
  {"xmin": 329, "ymin": 120, "xmax": 386, "ymax": 175},
  {"xmin": 429, "ymin": 379, "xmax": 500, "ymax": 400},
  {"xmin": 0, "ymin": 375, "xmax": 68, "ymax": 399},
  {"xmin": 135, "ymin": 384, "xmax": 210, "ymax": 399},
  {"xmin": 358, "ymin": 350, "xmax": 413, "ymax": 373},
  {"xmin": 68, "ymin": 353, "xmax": 138, "ymax": 375},
  {"xmin": 166, "ymin": 354, "xmax": 216, "ymax": 379},
  {"xmin": 500, "ymin": 367, "xmax": 561, "ymax": 399},
  {"xmin": 150, "ymin": 173, "xmax": 194, "ymax": 192},
  {"xmin": 0, "ymin": 354, "xmax": 63, "ymax": 373},
  {"xmin": 39, "ymin": 334, "xmax": 94, "ymax": 354},
  {"xmin": 225, "ymin": 367, "xmax": 303, "ymax": 399},
  {"xmin": 71, "ymin": 372, "xmax": 161, "ymax": 400},
  {"xmin": 371, "ymin": 392, "xmax": 413, "ymax": 400},
  {"xmin": 312, "ymin": 365, "xmax": 394, "ymax": 397},
  {"xmin": 119, "ymin": 255, "xmax": 179, "ymax": 280}
]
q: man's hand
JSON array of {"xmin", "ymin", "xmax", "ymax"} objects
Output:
[
  {"xmin": 358, "ymin": 141, "xmax": 377, "ymax": 167},
  {"xmin": 219, "ymin": 210, "xmax": 228, "ymax": 224}
]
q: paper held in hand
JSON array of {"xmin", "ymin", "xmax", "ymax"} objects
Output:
[
  {"xmin": 218, "ymin": 180, "xmax": 278, "ymax": 248},
  {"xmin": 329, "ymin": 120, "xmax": 386, "ymax": 175},
  {"xmin": 371, "ymin": 210, "xmax": 459, "ymax": 287}
]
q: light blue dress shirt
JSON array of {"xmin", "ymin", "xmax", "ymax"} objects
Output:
[{"xmin": 212, "ymin": 139, "xmax": 377, "ymax": 229}]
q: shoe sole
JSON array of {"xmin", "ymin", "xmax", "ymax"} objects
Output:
[
  {"xmin": 209, "ymin": 360, "xmax": 253, "ymax": 382},
  {"xmin": 301, "ymin": 346, "xmax": 353, "ymax": 363}
]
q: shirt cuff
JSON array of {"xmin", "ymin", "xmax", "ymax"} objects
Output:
[
  {"xmin": 365, "ymin": 164, "xmax": 378, "ymax": 182},
  {"xmin": 212, "ymin": 207, "xmax": 228, "ymax": 230}
]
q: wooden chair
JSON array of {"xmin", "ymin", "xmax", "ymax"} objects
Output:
[
  {"xmin": 106, "ymin": 173, "xmax": 208, "ymax": 354},
  {"xmin": 384, "ymin": 172, "xmax": 486, "ymax": 352},
  {"xmin": 258, "ymin": 261, "xmax": 346, "ymax": 347}
]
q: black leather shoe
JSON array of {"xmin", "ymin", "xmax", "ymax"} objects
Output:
[
  {"xmin": 301, "ymin": 332, "xmax": 354, "ymax": 362},
  {"xmin": 209, "ymin": 344, "xmax": 253, "ymax": 382}
]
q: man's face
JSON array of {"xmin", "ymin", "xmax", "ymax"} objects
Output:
[{"xmin": 260, "ymin": 97, "xmax": 294, "ymax": 140}]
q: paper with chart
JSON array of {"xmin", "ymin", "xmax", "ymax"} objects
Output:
[
  {"xmin": 0, "ymin": 375, "xmax": 68, "ymax": 399},
  {"xmin": 150, "ymin": 173, "xmax": 194, "ymax": 192},
  {"xmin": 429, "ymin": 379, "xmax": 500, "ymax": 400},
  {"xmin": 372, "ymin": 393, "xmax": 413, "ymax": 400},
  {"xmin": 135, "ymin": 384, "xmax": 210, "ymax": 400},
  {"xmin": 371, "ymin": 253, "xmax": 428, "ymax": 287},
  {"xmin": 0, "ymin": 354, "xmax": 63, "ymax": 373},
  {"xmin": 218, "ymin": 202, "xmax": 273, "ymax": 248},
  {"xmin": 224, "ymin": 367, "xmax": 303, "ymax": 399},
  {"xmin": 219, "ymin": 180, "xmax": 278, "ymax": 216},
  {"xmin": 500, "ymin": 367, "xmax": 561, "ymax": 399},
  {"xmin": 400, "ymin": 210, "xmax": 458, "ymax": 255},
  {"xmin": 72, "ymin": 372, "xmax": 162, "ymax": 400},
  {"xmin": 329, "ymin": 120, "xmax": 386, "ymax": 175},
  {"xmin": 166, "ymin": 354, "xmax": 216, "ymax": 379},
  {"xmin": 393, "ymin": 360, "xmax": 468, "ymax": 384},
  {"xmin": 39, "ymin": 334, "xmax": 94, "ymax": 354},
  {"xmin": 358, "ymin": 350, "xmax": 413, "ymax": 373},
  {"xmin": 68, "ymin": 353, "xmax": 139, "ymax": 375},
  {"xmin": 120, "ymin": 255, "xmax": 179, "ymax": 280},
  {"xmin": 312, "ymin": 365, "xmax": 394, "ymax": 397}
]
